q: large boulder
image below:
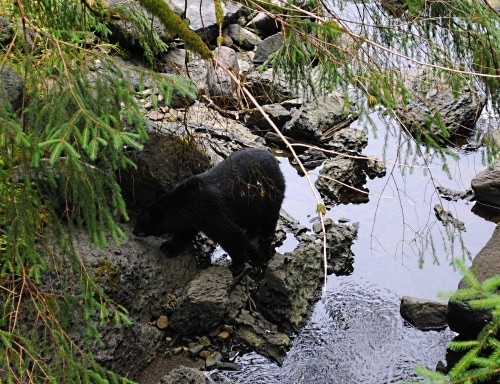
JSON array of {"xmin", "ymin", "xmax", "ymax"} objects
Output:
[
  {"xmin": 446, "ymin": 223, "xmax": 500, "ymax": 339},
  {"xmin": 169, "ymin": 266, "xmax": 233, "ymax": 335},
  {"xmin": 400, "ymin": 296, "xmax": 448, "ymax": 330},
  {"xmin": 471, "ymin": 159, "xmax": 500, "ymax": 209},
  {"xmin": 396, "ymin": 71, "xmax": 486, "ymax": 140}
]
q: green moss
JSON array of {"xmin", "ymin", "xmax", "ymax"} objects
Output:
[
  {"xmin": 94, "ymin": 258, "xmax": 122, "ymax": 294},
  {"xmin": 136, "ymin": 0, "xmax": 212, "ymax": 60}
]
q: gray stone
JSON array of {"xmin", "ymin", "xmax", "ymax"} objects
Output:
[
  {"xmin": 0, "ymin": 16, "xmax": 14, "ymax": 47},
  {"xmin": 234, "ymin": 310, "xmax": 291, "ymax": 364},
  {"xmin": 246, "ymin": 12, "xmax": 281, "ymax": 37},
  {"xmin": 254, "ymin": 32, "xmax": 283, "ymax": 64},
  {"xmin": 447, "ymin": 223, "xmax": 500, "ymax": 339},
  {"xmin": 159, "ymin": 366, "xmax": 210, "ymax": 384},
  {"xmin": 168, "ymin": 0, "xmax": 243, "ymax": 44},
  {"xmin": 169, "ymin": 266, "xmax": 233, "ymax": 335},
  {"xmin": 0, "ymin": 65, "xmax": 23, "ymax": 112},
  {"xmin": 315, "ymin": 139, "xmax": 386, "ymax": 206},
  {"xmin": 400, "ymin": 296, "xmax": 448, "ymax": 330},
  {"xmin": 225, "ymin": 24, "xmax": 261, "ymax": 49},
  {"xmin": 396, "ymin": 71, "xmax": 486, "ymax": 138},
  {"xmin": 282, "ymin": 93, "xmax": 348, "ymax": 143},
  {"xmin": 207, "ymin": 46, "xmax": 240, "ymax": 107},
  {"xmin": 471, "ymin": 159, "xmax": 500, "ymax": 208},
  {"xmin": 245, "ymin": 103, "xmax": 291, "ymax": 133}
]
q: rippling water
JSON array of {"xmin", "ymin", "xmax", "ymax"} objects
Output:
[{"xmin": 211, "ymin": 279, "xmax": 455, "ymax": 383}]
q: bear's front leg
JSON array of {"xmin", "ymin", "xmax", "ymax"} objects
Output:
[{"xmin": 160, "ymin": 231, "xmax": 196, "ymax": 257}]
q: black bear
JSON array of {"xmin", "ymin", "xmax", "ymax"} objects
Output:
[{"xmin": 133, "ymin": 148, "xmax": 286, "ymax": 274}]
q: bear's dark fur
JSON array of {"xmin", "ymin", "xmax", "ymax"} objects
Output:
[{"xmin": 133, "ymin": 148, "xmax": 286, "ymax": 274}]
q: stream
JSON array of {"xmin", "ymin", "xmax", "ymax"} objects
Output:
[{"xmin": 209, "ymin": 112, "xmax": 497, "ymax": 383}]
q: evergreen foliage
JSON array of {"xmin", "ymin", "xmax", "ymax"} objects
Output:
[
  {"xmin": 0, "ymin": 0, "xmax": 196, "ymax": 382},
  {"xmin": 0, "ymin": 0, "xmax": 499, "ymax": 382}
]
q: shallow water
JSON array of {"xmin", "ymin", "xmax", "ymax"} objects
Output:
[{"xmin": 211, "ymin": 113, "xmax": 496, "ymax": 383}]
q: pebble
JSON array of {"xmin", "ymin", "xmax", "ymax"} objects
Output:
[
  {"xmin": 188, "ymin": 342, "xmax": 204, "ymax": 356},
  {"xmin": 217, "ymin": 331, "xmax": 230, "ymax": 341},
  {"xmin": 155, "ymin": 315, "xmax": 169, "ymax": 329},
  {"xmin": 205, "ymin": 351, "xmax": 223, "ymax": 368}
]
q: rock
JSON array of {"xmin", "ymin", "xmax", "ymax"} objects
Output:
[
  {"xmin": 447, "ymin": 223, "xmax": 500, "ymax": 339},
  {"xmin": 161, "ymin": 48, "xmax": 209, "ymax": 92},
  {"xmin": 246, "ymin": 12, "xmax": 281, "ymax": 38},
  {"xmin": 169, "ymin": 266, "xmax": 233, "ymax": 335},
  {"xmin": 118, "ymin": 131, "xmax": 212, "ymax": 208},
  {"xmin": 434, "ymin": 204, "xmax": 466, "ymax": 231},
  {"xmin": 205, "ymin": 351, "xmax": 223, "ymax": 368},
  {"xmin": 253, "ymin": 32, "xmax": 283, "ymax": 64},
  {"xmin": 168, "ymin": 0, "xmax": 243, "ymax": 44},
  {"xmin": 400, "ymin": 296, "xmax": 448, "ymax": 330},
  {"xmin": 0, "ymin": 16, "xmax": 14, "ymax": 47},
  {"xmin": 225, "ymin": 24, "xmax": 262, "ymax": 49},
  {"xmin": 234, "ymin": 310, "xmax": 291, "ymax": 364},
  {"xmin": 282, "ymin": 93, "xmax": 349, "ymax": 143},
  {"xmin": 94, "ymin": 321, "xmax": 165, "ymax": 379},
  {"xmin": 471, "ymin": 159, "xmax": 500, "ymax": 209},
  {"xmin": 245, "ymin": 103, "xmax": 291, "ymax": 134},
  {"xmin": 207, "ymin": 46, "xmax": 240, "ymax": 107},
  {"xmin": 156, "ymin": 315, "xmax": 169, "ymax": 329},
  {"xmin": 316, "ymin": 144, "xmax": 386, "ymax": 206},
  {"xmin": 64, "ymin": 224, "xmax": 202, "ymax": 378},
  {"xmin": 244, "ymin": 68, "xmax": 292, "ymax": 104},
  {"xmin": 323, "ymin": 219, "xmax": 358, "ymax": 276},
  {"xmin": 256, "ymin": 247, "xmax": 324, "ymax": 329},
  {"xmin": 0, "ymin": 65, "xmax": 23, "ymax": 112},
  {"xmin": 154, "ymin": 102, "xmax": 266, "ymax": 156},
  {"xmin": 159, "ymin": 366, "xmax": 210, "ymax": 384},
  {"xmin": 396, "ymin": 71, "xmax": 486, "ymax": 139}
]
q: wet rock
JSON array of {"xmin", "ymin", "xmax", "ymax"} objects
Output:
[
  {"xmin": 396, "ymin": 71, "xmax": 486, "ymax": 139},
  {"xmin": 400, "ymin": 296, "xmax": 448, "ymax": 330},
  {"xmin": 207, "ymin": 46, "xmax": 240, "ymax": 108},
  {"xmin": 169, "ymin": 266, "xmax": 233, "ymax": 335},
  {"xmin": 254, "ymin": 32, "xmax": 283, "ymax": 64},
  {"xmin": 205, "ymin": 351, "xmax": 223, "ymax": 368},
  {"xmin": 316, "ymin": 152, "xmax": 386, "ymax": 206},
  {"xmin": 0, "ymin": 65, "xmax": 24, "ymax": 112},
  {"xmin": 256, "ymin": 247, "xmax": 323, "ymax": 329},
  {"xmin": 158, "ymin": 366, "xmax": 210, "ymax": 384},
  {"xmin": 225, "ymin": 24, "xmax": 262, "ymax": 49},
  {"xmin": 234, "ymin": 310, "xmax": 291, "ymax": 364},
  {"xmin": 447, "ymin": 223, "xmax": 500, "ymax": 339},
  {"xmin": 471, "ymin": 159, "xmax": 500, "ymax": 209},
  {"xmin": 434, "ymin": 204, "xmax": 466, "ymax": 231},
  {"xmin": 321, "ymin": 219, "xmax": 358, "ymax": 276},
  {"xmin": 436, "ymin": 185, "xmax": 475, "ymax": 202},
  {"xmin": 282, "ymin": 93, "xmax": 348, "ymax": 143}
]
